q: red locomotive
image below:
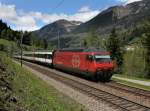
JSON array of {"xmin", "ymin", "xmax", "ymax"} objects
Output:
[{"xmin": 52, "ymin": 48, "xmax": 114, "ymax": 81}]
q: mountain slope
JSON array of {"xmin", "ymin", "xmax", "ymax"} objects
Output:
[
  {"xmin": 33, "ymin": 19, "xmax": 82, "ymax": 40},
  {"xmin": 74, "ymin": 0, "xmax": 150, "ymax": 34}
]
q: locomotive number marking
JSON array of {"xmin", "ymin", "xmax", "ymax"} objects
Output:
[{"xmin": 72, "ymin": 55, "xmax": 80, "ymax": 68}]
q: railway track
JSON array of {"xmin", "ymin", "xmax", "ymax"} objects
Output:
[
  {"xmin": 22, "ymin": 61, "xmax": 150, "ymax": 111},
  {"xmin": 104, "ymin": 81, "xmax": 150, "ymax": 98}
]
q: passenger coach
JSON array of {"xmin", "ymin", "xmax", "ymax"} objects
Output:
[{"xmin": 15, "ymin": 51, "xmax": 52, "ymax": 65}]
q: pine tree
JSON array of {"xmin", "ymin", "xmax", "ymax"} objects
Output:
[
  {"xmin": 106, "ymin": 28, "xmax": 123, "ymax": 73},
  {"xmin": 22, "ymin": 31, "xmax": 31, "ymax": 45},
  {"xmin": 6, "ymin": 29, "xmax": 14, "ymax": 40},
  {"xmin": 0, "ymin": 20, "xmax": 8, "ymax": 34},
  {"xmin": 1, "ymin": 29, "xmax": 7, "ymax": 39},
  {"xmin": 43, "ymin": 38, "xmax": 48, "ymax": 50},
  {"xmin": 83, "ymin": 39, "xmax": 88, "ymax": 48}
]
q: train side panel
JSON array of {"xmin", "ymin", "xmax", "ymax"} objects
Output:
[{"xmin": 53, "ymin": 51, "xmax": 97, "ymax": 77}]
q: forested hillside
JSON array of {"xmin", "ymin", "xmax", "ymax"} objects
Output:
[{"xmin": 0, "ymin": 20, "xmax": 53, "ymax": 53}]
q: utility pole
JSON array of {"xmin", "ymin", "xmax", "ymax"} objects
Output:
[
  {"xmin": 20, "ymin": 32, "xmax": 23, "ymax": 67},
  {"xmin": 57, "ymin": 30, "xmax": 60, "ymax": 49}
]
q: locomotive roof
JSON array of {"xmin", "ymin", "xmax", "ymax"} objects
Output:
[{"xmin": 58, "ymin": 48, "xmax": 107, "ymax": 52}]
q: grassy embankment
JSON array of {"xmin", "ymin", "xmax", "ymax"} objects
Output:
[
  {"xmin": 0, "ymin": 52, "xmax": 87, "ymax": 111},
  {"xmin": 112, "ymin": 75, "xmax": 150, "ymax": 91}
]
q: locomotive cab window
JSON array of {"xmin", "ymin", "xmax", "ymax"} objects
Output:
[{"xmin": 95, "ymin": 55, "xmax": 111, "ymax": 62}]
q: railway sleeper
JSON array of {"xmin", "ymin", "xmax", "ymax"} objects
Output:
[
  {"xmin": 102, "ymin": 97, "xmax": 115, "ymax": 100},
  {"xmin": 121, "ymin": 103, "xmax": 137, "ymax": 108},
  {"xmin": 113, "ymin": 100, "xmax": 127, "ymax": 105},
  {"xmin": 116, "ymin": 101, "xmax": 131, "ymax": 106},
  {"xmin": 133, "ymin": 106, "xmax": 150, "ymax": 111},
  {"xmin": 110, "ymin": 98, "xmax": 123, "ymax": 102},
  {"xmin": 102, "ymin": 95, "xmax": 114, "ymax": 99},
  {"xmin": 126, "ymin": 105, "xmax": 144, "ymax": 111}
]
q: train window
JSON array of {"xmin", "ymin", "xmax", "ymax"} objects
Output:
[
  {"xmin": 95, "ymin": 55, "xmax": 111, "ymax": 62},
  {"xmin": 39, "ymin": 54, "xmax": 42, "ymax": 58},
  {"xmin": 95, "ymin": 55, "xmax": 110, "ymax": 58},
  {"xmin": 36, "ymin": 54, "xmax": 41, "ymax": 58},
  {"xmin": 40, "ymin": 54, "xmax": 44, "ymax": 58},
  {"xmin": 36, "ymin": 54, "xmax": 38, "ymax": 58},
  {"xmin": 95, "ymin": 58, "xmax": 111, "ymax": 62},
  {"xmin": 25, "ymin": 54, "xmax": 31, "ymax": 57},
  {"xmin": 44, "ymin": 54, "xmax": 47, "ymax": 58},
  {"xmin": 34, "ymin": 54, "xmax": 43, "ymax": 58},
  {"xmin": 47, "ymin": 54, "xmax": 52, "ymax": 59},
  {"xmin": 38, "ymin": 54, "xmax": 40, "ymax": 58},
  {"xmin": 33, "ymin": 54, "xmax": 52, "ymax": 58},
  {"xmin": 34, "ymin": 54, "xmax": 37, "ymax": 58},
  {"xmin": 37, "ymin": 55, "xmax": 39, "ymax": 58}
]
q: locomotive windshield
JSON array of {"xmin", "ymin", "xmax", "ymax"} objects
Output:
[{"xmin": 95, "ymin": 55, "xmax": 111, "ymax": 62}]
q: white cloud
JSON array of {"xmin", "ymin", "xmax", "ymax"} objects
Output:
[
  {"xmin": 26, "ymin": 6, "xmax": 100, "ymax": 24},
  {"xmin": 78, "ymin": 6, "xmax": 91, "ymax": 13},
  {"xmin": 0, "ymin": 3, "xmax": 100, "ymax": 31},
  {"xmin": 0, "ymin": 3, "xmax": 37, "ymax": 31},
  {"xmin": 28, "ymin": 11, "xmax": 99, "ymax": 24},
  {"xmin": 117, "ymin": 0, "xmax": 142, "ymax": 4},
  {"xmin": 13, "ymin": 25, "xmax": 40, "ymax": 31}
]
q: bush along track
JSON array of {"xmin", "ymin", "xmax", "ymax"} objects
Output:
[{"xmin": 0, "ymin": 52, "xmax": 87, "ymax": 111}]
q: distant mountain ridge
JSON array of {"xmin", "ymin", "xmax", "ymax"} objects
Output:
[
  {"xmin": 32, "ymin": 0, "xmax": 150, "ymax": 47},
  {"xmin": 33, "ymin": 19, "xmax": 82, "ymax": 39}
]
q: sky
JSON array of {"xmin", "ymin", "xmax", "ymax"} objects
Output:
[{"xmin": 0, "ymin": 0, "xmax": 142, "ymax": 31}]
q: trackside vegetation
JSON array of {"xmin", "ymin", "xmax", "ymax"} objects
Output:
[
  {"xmin": 0, "ymin": 52, "xmax": 88, "ymax": 111},
  {"xmin": 112, "ymin": 75, "xmax": 150, "ymax": 91},
  {"xmin": 122, "ymin": 47, "xmax": 146, "ymax": 78}
]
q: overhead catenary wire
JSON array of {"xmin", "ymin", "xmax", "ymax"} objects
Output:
[{"xmin": 51, "ymin": 0, "xmax": 65, "ymax": 12}]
